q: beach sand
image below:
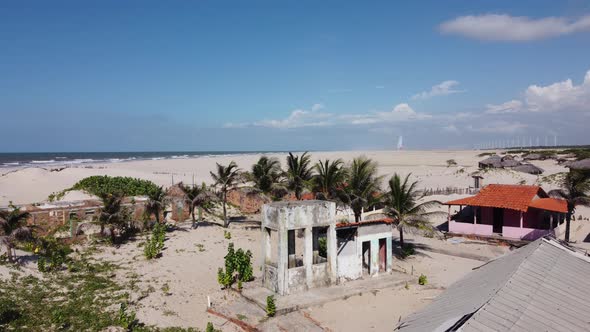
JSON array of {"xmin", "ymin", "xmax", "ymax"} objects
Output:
[{"xmin": 0, "ymin": 149, "xmax": 569, "ymax": 206}]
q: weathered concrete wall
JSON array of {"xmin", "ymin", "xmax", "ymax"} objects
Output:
[{"xmin": 261, "ymin": 200, "xmax": 337, "ymax": 295}]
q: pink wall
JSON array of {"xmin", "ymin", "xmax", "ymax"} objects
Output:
[
  {"xmin": 449, "ymin": 221, "xmax": 493, "ymax": 236},
  {"xmin": 503, "ymin": 226, "xmax": 552, "ymax": 240}
]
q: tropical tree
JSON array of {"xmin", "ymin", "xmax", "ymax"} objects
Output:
[
  {"xmin": 339, "ymin": 157, "xmax": 382, "ymax": 222},
  {"xmin": 312, "ymin": 159, "xmax": 347, "ymax": 200},
  {"xmin": 248, "ymin": 156, "xmax": 284, "ymax": 194},
  {"xmin": 182, "ymin": 182, "xmax": 217, "ymax": 222},
  {"xmin": 0, "ymin": 204, "xmax": 32, "ymax": 262},
  {"xmin": 145, "ymin": 186, "xmax": 167, "ymax": 224},
  {"xmin": 548, "ymin": 171, "xmax": 590, "ymax": 242},
  {"xmin": 286, "ymin": 152, "xmax": 313, "ymax": 200},
  {"xmin": 99, "ymin": 193, "xmax": 128, "ymax": 243},
  {"xmin": 382, "ymin": 173, "xmax": 442, "ymax": 247},
  {"xmin": 210, "ymin": 161, "xmax": 241, "ymax": 227}
]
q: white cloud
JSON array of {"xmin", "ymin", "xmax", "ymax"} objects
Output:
[
  {"xmin": 440, "ymin": 14, "xmax": 590, "ymax": 41},
  {"xmin": 253, "ymin": 109, "xmax": 332, "ymax": 129},
  {"xmin": 311, "ymin": 103, "xmax": 324, "ymax": 111},
  {"xmin": 412, "ymin": 80, "xmax": 463, "ymax": 100},
  {"xmin": 525, "ymin": 71, "xmax": 590, "ymax": 112},
  {"xmin": 488, "ymin": 69, "xmax": 590, "ymax": 114},
  {"xmin": 342, "ymin": 103, "xmax": 431, "ymax": 125},
  {"xmin": 375, "ymin": 85, "xmax": 385, "ymax": 89},
  {"xmin": 485, "ymin": 100, "xmax": 523, "ymax": 114}
]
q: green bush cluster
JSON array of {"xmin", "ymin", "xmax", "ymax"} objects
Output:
[
  {"xmin": 217, "ymin": 243, "xmax": 253, "ymax": 289},
  {"xmin": 401, "ymin": 244, "xmax": 415, "ymax": 258},
  {"xmin": 223, "ymin": 231, "xmax": 232, "ymax": 240},
  {"xmin": 206, "ymin": 322, "xmax": 221, "ymax": 332},
  {"xmin": 35, "ymin": 237, "xmax": 73, "ymax": 273},
  {"xmin": 117, "ymin": 303, "xmax": 138, "ymax": 331},
  {"xmin": 144, "ymin": 223, "xmax": 166, "ymax": 259},
  {"xmin": 266, "ymin": 295, "xmax": 276, "ymax": 317},
  {"xmin": 70, "ymin": 175, "xmax": 160, "ymax": 197},
  {"xmin": 418, "ymin": 274, "xmax": 428, "ymax": 285},
  {"xmin": 0, "ymin": 298, "xmax": 20, "ymax": 324}
]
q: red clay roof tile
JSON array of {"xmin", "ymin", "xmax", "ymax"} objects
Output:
[{"xmin": 445, "ymin": 184, "xmax": 545, "ymax": 212}]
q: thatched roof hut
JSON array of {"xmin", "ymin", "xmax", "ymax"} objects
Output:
[
  {"xmin": 567, "ymin": 158, "xmax": 590, "ymax": 170},
  {"xmin": 479, "ymin": 155, "xmax": 502, "ymax": 169},
  {"xmin": 501, "ymin": 159, "xmax": 520, "ymax": 168},
  {"xmin": 523, "ymin": 153, "xmax": 542, "ymax": 161},
  {"xmin": 512, "ymin": 164, "xmax": 544, "ymax": 175}
]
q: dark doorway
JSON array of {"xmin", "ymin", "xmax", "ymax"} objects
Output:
[
  {"xmin": 362, "ymin": 241, "xmax": 371, "ymax": 275},
  {"xmin": 493, "ymin": 208, "xmax": 504, "ymax": 233},
  {"xmin": 379, "ymin": 239, "xmax": 386, "ymax": 272}
]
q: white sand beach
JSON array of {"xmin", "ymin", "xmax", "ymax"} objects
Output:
[{"xmin": 0, "ymin": 149, "xmax": 569, "ymax": 206}]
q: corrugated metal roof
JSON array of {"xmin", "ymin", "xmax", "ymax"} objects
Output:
[{"xmin": 396, "ymin": 238, "xmax": 590, "ymax": 332}]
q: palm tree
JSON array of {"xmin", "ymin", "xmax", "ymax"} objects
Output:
[
  {"xmin": 145, "ymin": 186, "xmax": 167, "ymax": 224},
  {"xmin": 548, "ymin": 171, "xmax": 590, "ymax": 242},
  {"xmin": 99, "ymin": 193, "xmax": 127, "ymax": 243},
  {"xmin": 182, "ymin": 183, "xmax": 217, "ymax": 222},
  {"xmin": 340, "ymin": 156, "xmax": 382, "ymax": 222},
  {"xmin": 210, "ymin": 161, "xmax": 241, "ymax": 227},
  {"xmin": 382, "ymin": 173, "xmax": 442, "ymax": 247},
  {"xmin": 248, "ymin": 156, "xmax": 283, "ymax": 194},
  {"xmin": 286, "ymin": 152, "xmax": 313, "ymax": 200},
  {"xmin": 313, "ymin": 159, "xmax": 347, "ymax": 200},
  {"xmin": 0, "ymin": 205, "xmax": 32, "ymax": 262}
]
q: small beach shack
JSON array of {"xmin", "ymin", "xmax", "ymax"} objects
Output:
[
  {"xmin": 445, "ymin": 184, "xmax": 567, "ymax": 241},
  {"xmin": 335, "ymin": 218, "xmax": 393, "ymax": 281}
]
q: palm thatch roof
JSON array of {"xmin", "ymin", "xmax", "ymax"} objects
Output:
[
  {"xmin": 567, "ymin": 158, "xmax": 590, "ymax": 170},
  {"xmin": 478, "ymin": 155, "xmax": 502, "ymax": 168},
  {"xmin": 512, "ymin": 163, "xmax": 544, "ymax": 175}
]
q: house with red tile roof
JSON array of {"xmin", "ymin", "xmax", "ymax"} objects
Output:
[{"xmin": 445, "ymin": 184, "xmax": 567, "ymax": 241}]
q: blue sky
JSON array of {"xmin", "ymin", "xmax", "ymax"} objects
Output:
[{"xmin": 1, "ymin": 0, "xmax": 590, "ymax": 151}]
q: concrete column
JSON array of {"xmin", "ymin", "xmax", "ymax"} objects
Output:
[
  {"xmin": 327, "ymin": 225, "xmax": 338, "ymax": 283},
  {"xmin": 550, "ymin": 214, "xmax": 554, "ymax": 230},
  {"xmin": 304, "ymin": 227, "xmax": 313, "ymax": 289},
  {"xmin": 277, "ymin": 228, "xmax": 288, "ymax": 295},
  {"xmin": 447, "ymin": 205, "xmax": 451, "ymax": 223},
  {"xmin": 474, "ymin": 207, "xmax": 478, "ymax": 224},
  {"xmin": 519, "ymin": 211, "xmax": 523, "ymax": 229},
  {"xmin": 386, "ymin": 236, "xmax": 393, "ymax": 272},
  {"xmin": 370, "ymin": 239, "xmax": 379, "ymax": 276}
]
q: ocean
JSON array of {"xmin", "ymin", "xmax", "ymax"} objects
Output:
[{"xmin": 0, "ymin": 151, "xmax": 279, "ymax": 168}]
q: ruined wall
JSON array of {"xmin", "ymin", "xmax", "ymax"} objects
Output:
[{"xmin": 226, "ymin": 188, "xmax": 271, "ymax": 214}]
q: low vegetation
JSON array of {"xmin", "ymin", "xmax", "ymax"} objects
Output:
[
  {"xmin": 266, "ymin": 295, "xmax": 276, "ymax": 317},
  {"xmin": 418, "ymin": 274, "xmax": 428, "ymax": 285},
  {"xmin": 144, "ymin": 223, "xmax": 167, "ymax": 259},
  {"xmin": 217, "ymin": 243, "xmax": 253, "ymax": 289},
  {"xmin": 69, "ymin": 175, "xmax": 160, "ymax": 197}
]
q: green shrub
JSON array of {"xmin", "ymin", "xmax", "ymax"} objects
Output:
[
  {"xmin": 224, "ymin": 231, "xmax": 232, "ymax": 240},
  {"xmin": 318, "ymin": 237, "xmax": 327, "ymax": 258},
  {"xmin": 401, "ymin": 244, "xmax": 415, "ymax": 258},
  {"xmin": 446, "ymin": 159, "xmax": 457, "ymax": 167},
  {"xmin": 144, "ymin": 223, "xmax": 167, "ymax": 259},
  {"xmin": 117, "ymin": 303, "xmax": 137, "ymax": 330},
  {"xmin": 35, "ymin": 237, "xmax": 72, "ymax": 272},
  {"xmin": 206, "ymin": 322, "xmax": 220, "ymax": 332},
  {"xmin": 0, "ymin": 298, "xmax": 20, "ymax": 324},
  {"xmin": 418, "ymin": 274, "xmax": 427, "ymax": 285},
  {"xmin": 217, "ymin": 243, "xmax": 253, "ymax": 289},
  {"xmin": 266, "ymin": 295, "xmax": 276, "ymax": 317},
  {"xmin": 69, "ymin": 175, "xmax": 159, "ymax": 197}
]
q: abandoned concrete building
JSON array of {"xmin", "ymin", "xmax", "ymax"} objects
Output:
[{"xmin": 261, "ymin": 200, "xmax": 394, "ymax": 296}]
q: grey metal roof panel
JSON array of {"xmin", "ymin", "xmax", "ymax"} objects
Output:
[{"xmin": 396, "ymin": 238, "xmax": 590, "ymax": 332}]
